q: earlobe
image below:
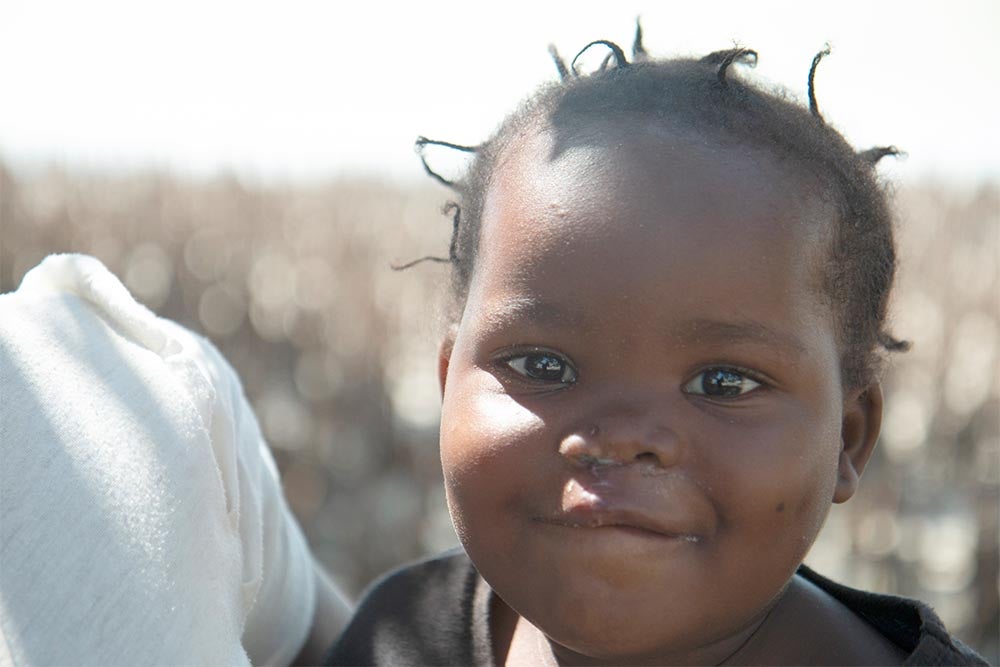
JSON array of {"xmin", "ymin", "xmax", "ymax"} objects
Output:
[{"xmin": 834, "ymin": 383, "xmax": 883, "ymax": 504}]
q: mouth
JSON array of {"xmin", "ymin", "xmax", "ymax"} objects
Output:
[
  {"xmin": 533, "ymin": 508, "xmax": 703, "ymax": 543},
  {"xmin": 530, "ymin": 470, "xmax": 711, "ymax": 543}
]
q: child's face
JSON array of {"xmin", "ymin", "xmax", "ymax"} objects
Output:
[{"xmin": 438, "ymin": 120, "xmax": 877, "ymax": 663}]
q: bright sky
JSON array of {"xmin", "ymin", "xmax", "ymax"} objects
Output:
[{"xmin": 1, "ymin": 0, "xmax": 998, "ymax": 185}]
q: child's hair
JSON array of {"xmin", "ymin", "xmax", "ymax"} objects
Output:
[{"xmin": 404, "ymin": 22, "xmax": 909, "ymax": 390}]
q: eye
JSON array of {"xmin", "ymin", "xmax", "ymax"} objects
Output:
[
  {"xmin": 504, "ymin": 351, "xmax": 577, "ymax": 384},
  {"xmin": 683, "ymin": 367, "xmax": 761, "ymax": 398}
]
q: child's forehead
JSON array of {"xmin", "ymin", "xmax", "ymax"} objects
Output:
[
  {"xmin": 461, "ymin": 120, "xmax": 842, "ymax": 340},
  {"xmin": 481, "ymin": 119, "xmax": 833, "ymax": 253}
]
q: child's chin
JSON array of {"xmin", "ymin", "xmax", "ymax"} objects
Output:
[
  {"xmin": 492, "ymin": 560, "xmax": 774, "ymax": 664},
  {"xmin": 537, "ymin": 618, "xmax": 700, "ymax": 666},
  {"xmin": 505, "ymin": 582, "xmax": 699, "ymax": 660},
  {"xmin": 537, "ymin": 603, "xmax": 768, "ymax": 666}
]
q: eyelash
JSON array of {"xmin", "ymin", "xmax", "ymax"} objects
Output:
[
  {"xmin": 682, "ymin": 366, "xmax": 767, "ymax": 399},
  {"xmin": 496, "ymin": 348, "xmax": 578, "ymax": 385}
]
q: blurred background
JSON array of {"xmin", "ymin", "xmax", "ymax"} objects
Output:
[{"xmin": 1, "ymin": 0, "xmax": 997, "ymax": 660}]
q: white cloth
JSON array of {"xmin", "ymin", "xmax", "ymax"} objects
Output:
[{"xmin": 0, "ymin": 254, "xmax": 316, "ymax": 666}]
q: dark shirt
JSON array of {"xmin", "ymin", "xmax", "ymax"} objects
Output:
[{"xmin": 325, "ymin": 548, "xmax": 988, "ymax": 666}]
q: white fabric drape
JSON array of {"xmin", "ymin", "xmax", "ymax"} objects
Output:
[{"xmin": 0, "ymin": 254, "xmax": 315, "ymax": 666}]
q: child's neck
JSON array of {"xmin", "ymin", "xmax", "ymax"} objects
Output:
[
  {"xmin": 490, "ymin": 593, "xmax": 771, "ymax": 666},
  {"xmin": 723, "ymin": 573, "xmax": 908, "ymax": 666},
  {"xmin": 489, "ymin": 573, "xmax": 908, "ymax": 666}
]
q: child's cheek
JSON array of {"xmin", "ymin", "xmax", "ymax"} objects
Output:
[
  {"xmin": 449, "ymin": 386, "xmax": 544, "ymax": 455},
  {"xmin": 707, "ymin": 403, "xmax": 841, "ymax": 551},
  {"xmin": 441, "ymin": 372, "xmax": 547, "ymax": 492}
]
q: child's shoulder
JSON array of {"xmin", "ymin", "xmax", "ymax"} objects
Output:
[
  {"xmin": 323, "ymin": 548, "xmax": 493, "ymax": 666},
  {"xmin": 772, "ymin": 565, "xmax": 988, "ymax": 666}
]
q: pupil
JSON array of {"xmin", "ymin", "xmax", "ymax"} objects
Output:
[
  {"xmin": 704, "ymin": 369, "xmax": 742, "ymax": 396},
  {"xmin": 526, "ymin": 354, "xmax": 564, "ymax": 381}
]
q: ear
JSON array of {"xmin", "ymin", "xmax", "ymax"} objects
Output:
[
  {"xmin": 833, "ymin": 383, "xmax": 883, "ymax": 504},
  {"xmin": 437, "ymin": 329, "xmax": 457, "ymax": 398}
]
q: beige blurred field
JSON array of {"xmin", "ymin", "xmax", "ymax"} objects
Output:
[{"xmin": 1, "ymin": 164, "xmax": 997, "ymax": 659}]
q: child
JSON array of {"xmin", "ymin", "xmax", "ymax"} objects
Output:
[{"xmin": 325, "ymin": 27, "xmax": 987, "ymax": 666}]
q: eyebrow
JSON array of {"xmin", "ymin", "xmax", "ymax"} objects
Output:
[
  {"xmin": 475, "ymin": 299, "xmax": 806, "ymax": 355},
  {"xmin": 476, "ymin": 297, "xmax": 587, "ymax": 331},
  {"xmin": 668, "ymin": 318, "xmax": 807, "ymax": 355}
]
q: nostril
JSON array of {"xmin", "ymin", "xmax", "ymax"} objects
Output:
[{"xmin": 635, "ymin": 451, "xmax": 659, "ymax": 465}]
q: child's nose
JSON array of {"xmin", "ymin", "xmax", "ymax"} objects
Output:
[{"xmin": 558, "ymin": 416, "xmax": 684, "ymax": 470}]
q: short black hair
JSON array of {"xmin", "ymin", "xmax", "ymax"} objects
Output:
[{"xmin": 405, "ymin": 22, "xmax": 908, "ymax": 389}]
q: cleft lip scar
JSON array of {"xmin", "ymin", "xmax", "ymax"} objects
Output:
[
  {"xmin": 574, "ymin": 454, "xmax": 673, "ymax": 477},
  {"xmin": 577, "ymin": 454, "xmax": 621, "ymax": 468}
]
